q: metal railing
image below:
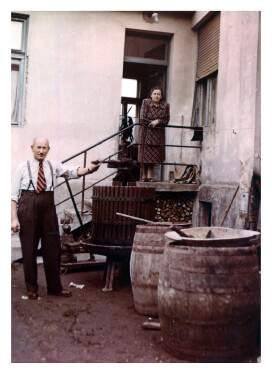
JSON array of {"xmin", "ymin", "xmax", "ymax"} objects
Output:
[{"xmin": 55, "ymin": 123, "xmax": 201, "ymax": 227}]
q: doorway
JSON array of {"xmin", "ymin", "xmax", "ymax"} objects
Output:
[
  {"xmin": 121, "ymin": 30, "xmax": 171, "ymax": 120},
  {"xmin": 120, "ymin": 30, "xmax": 172, "ymax": 180}
]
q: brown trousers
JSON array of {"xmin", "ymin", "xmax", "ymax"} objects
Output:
[{"xmin": 18, "ymin": 190, "xmax": 62, "ymax": 293}]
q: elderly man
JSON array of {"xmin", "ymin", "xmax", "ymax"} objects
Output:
[{"xmin": 11, "ymin": 137, "xmax": 101, "ymax": 299}]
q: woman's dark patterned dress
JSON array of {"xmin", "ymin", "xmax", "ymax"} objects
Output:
[{"xmin": 138, "ymin": 98, "xmax": 170, "ymax": 164}]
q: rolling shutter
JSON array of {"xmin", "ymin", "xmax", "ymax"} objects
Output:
[{"xmin": 196, "ymin": 12, "xmax": 220, "ymax": 81}]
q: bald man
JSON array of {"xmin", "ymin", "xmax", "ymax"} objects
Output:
[{"xmin": 11, "ymin": 137, "xmax": 101, "ymax": 299}]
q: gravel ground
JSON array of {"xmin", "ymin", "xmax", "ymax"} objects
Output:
[
  {"xmin": 11, "ymin": 261, "xmax": 185, "ymax": 363},
  {"xmin": 10, "ymin": 260, "xmax": 261, "ymax": 366}
]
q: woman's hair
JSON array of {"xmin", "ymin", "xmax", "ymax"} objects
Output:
[{"xmin": 149, "ymin": 86, "xmax": 164, "ymax": 100}]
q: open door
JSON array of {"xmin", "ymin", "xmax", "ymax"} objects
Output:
[{"xmin": 120, "ymin": 30, "xmax": 171, "ymax": 180}]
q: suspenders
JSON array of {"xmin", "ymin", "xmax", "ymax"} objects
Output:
[{"xmin": 26, "ymin": 160, "xmax": 54, "ymax": 191}]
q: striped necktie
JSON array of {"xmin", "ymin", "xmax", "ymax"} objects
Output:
[{"xmin": 36, "ymin": 161, "xmax": 47, "ymax": 193}]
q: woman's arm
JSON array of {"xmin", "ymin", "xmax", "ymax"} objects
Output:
[
  {"xmin": 157, "ymin": 103, "xmax": 170, "ymax": 126},
  {"xmin": 149, "ymin": 103, "xmax": 170, "ymax": 128},
  {"xmin": 140, "ymin": 99, "xmax": 151, "ymax": 126}
]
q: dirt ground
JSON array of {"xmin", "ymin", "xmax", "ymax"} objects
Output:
[{"xmin": 11, "ymin": 260, "xmax": 186, "ymax": 363}]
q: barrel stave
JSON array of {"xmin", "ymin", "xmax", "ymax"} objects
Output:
[{"xmin": 158, "ymin": 227, "xmax": 261, "ymax": 362}]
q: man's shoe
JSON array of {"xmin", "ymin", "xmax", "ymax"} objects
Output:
[
  {"xmin": 27, "ymin": 291, "xmax": 39, "ymax": 300},
  {"xmin": 48, "ymin": 289, "xmax": 72, "ymax": 297}
]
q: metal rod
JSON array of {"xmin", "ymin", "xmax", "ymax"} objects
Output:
[
  {"xmin": 68, "ymin": 161, "xmax": 198, "ymax": 167},
  {"xmin": 165, "ymin": 144, "xmax": 201, "ymax": 149},
  {"xmin": 169, "ymin": 224, "xmax": 194, "ymax": 238},
  {"xmin": 65, "ymin": 179, "xmax": 83, "ymax": 227},
  {"xmin": 135, "ymin": 143, "xmax": 201, "ymax": 149},
  {"xmin": 81, "ymin": 151, "xmax": 87, "ymax": 215},
  {"xmin": 220, "ymin": 184, "xmax": 239, "ymax": 227},
  {"xmin": 54, "ymin": 148, "xmax": 126, "ymax": 189},
  {"xmin": 62, "ymin": 123, "xmax": 198, "ymax": 164},
  {"xmin": 62, "ymin": 124, "xmax": 135, "ymax": 163},
  {"xmin": 116, "ymin": 212, "xmax": 171, "ymax": 225},
  {"xmin": 116, "ymin": 212, "xmax": 156, "ymax": 224},
  {"xmin": 133, "ymin": 123, "xmax": 202, "ymax": 130},
  {"xmin": 55, "ymin": 171, "xmax": 118, "ymax": 207},
  {"xmin": 165, "ymin": 125, "xmax": 203, "ymax": 130},
  {"xmin": 162, "ymin": 162, "xmax": 198, "ymax": 166},
  {"xmin": 116, "ymin": 213, "xmax": 192, "ymax": 226}
]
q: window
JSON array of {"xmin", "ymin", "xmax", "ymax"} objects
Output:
[
  {"xmin": 191, "ymin": 72, "xmax": 217, "ymax": 127},
  {"xmin": 124, "ymin": 30, "xmax": 169, "ymax": 64},
  {"xmin": 11, "ymin": 13, "xmax": 29, "ymax": 126},
  {"xmin": 120, "ymin": 78, "xmax": 139, "ymax": 143},
  {"xmin": 121, "ymin": 78, "xmax": 138, "ymax": 99},
  {"xmin": 121, "ymin": 78, "xmax": 138, "ymax": 120},
  {"xmin": 191, "ymin": 12, "xmax": 220, "ymax": 128}
]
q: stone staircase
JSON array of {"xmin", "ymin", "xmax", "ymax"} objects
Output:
[{"xmin": 63, "ymin": 205, "xmax": 92, "ymax": 231}]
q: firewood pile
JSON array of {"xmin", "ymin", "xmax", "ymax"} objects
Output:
[{"xmin": 155, "ymin": 194, "xmax": 194, "ymax": 223}]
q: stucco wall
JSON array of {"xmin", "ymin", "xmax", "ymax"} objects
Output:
[
  {"xmin": 11, "ymin": 10, "xmax": 261, "ymax": 229},
  {"xmin": 201, "ymin": 11, "xmax": 260, "ymax": 188},
  {"xmin": 194, "ymin": 11, "xmax": 260, "ymax": 229},
  {"xmin": 11, "ymin": 11, "xmax": 197, "ymax": 181}
]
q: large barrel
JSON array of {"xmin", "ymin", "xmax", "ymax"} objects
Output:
[
  {"xmin": 158, "ymin": 227, "xmax": 261, "ymax": 363},
  {"xmin": 130, "ymin": 224, "xmax": 170, "ymax": 317},
  {"xmin": 130, "ymin": 223, "xmax": 191, "ymax": 317},
  {"xmin": 91, "ymin": 186, "xmax": 155, "ymax": 246}
]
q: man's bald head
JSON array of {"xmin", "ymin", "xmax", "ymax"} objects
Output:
[{"xmin": 32, "ymin": 137, "xmax": 50, "ymax": 147}]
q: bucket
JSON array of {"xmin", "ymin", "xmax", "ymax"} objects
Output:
[
  {"xmin": 158, "ymin": 227, "xmax": 261, "ymax": 362},
  {"xmin": 130, "ymin": 223, "xmax": 191, "ymax": 317}
]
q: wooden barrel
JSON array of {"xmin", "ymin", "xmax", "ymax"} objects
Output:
[
  {"xmin": 130, "ymin": 223, "xmax": 191, "ymax": 317},
  {"xmin": 158, "ymin": 227, "xmax": 261, "ymax": 363},
  {"xmin": 91, "ymin": 186, "xmax": 155, "ymax": 246}
]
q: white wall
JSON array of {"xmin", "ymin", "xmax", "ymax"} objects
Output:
[
  {"xmin": 200, "ymin": 11, "xmax": 260, "ymax": 188},
  {"xmin": 193, "ymin": 11, "xmax": 260, "ymax": 229},
  {"xmin": 11, "ymin": 11, "xmax": 197, "ymax": 182}
]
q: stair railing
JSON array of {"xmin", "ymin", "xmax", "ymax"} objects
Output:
[
  {"xmin": 54, "ymin": 123, "xmax": 202, "ymax": 228},
  {"xmin": 54, "ymin": 123, "xmax": 136, "ymax": 226}
]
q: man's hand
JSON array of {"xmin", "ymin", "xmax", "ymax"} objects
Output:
[
  {"xmin": 77, "ymin": 160, "xmax": 103, "ymax": 176},
  {"xmin": 11, "ymin": 200, "xmax": 20, "ymax": 233},
  {"xmin": 88, "ymin": 160, "xmax": 103, "ymax": 173},
  {"xmin": 11, "ymin": 218, "xmax": 20, "ymax": 233}
]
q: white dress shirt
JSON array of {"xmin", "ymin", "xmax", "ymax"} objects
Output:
[{"xmin": 11, "ymin": 157, "xmax": 79, "ymax": 203}]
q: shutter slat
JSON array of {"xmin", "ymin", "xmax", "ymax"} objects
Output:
[{"xmin": 196, "ymin": 12, "xmax": 220, "ymax": 81}]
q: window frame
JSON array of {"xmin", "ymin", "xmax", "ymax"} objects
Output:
[
  {"xmin": 191, "ymin": 71, "xmax": 217, "ymax": 127},
  {"xmin": 124, "ymin": 29, "xmax": 170, "ymax": 66},
  {"xmin": 11, "ymin": 12, "xmax": 29, "ymax": 126},
  {"xmin": 121, "ymin": 78, "xmax": 141, "ymax": 119}
]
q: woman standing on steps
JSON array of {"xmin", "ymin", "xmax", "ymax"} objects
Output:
[{"xmin": 138, "ymin": 87, "xmax": 170, "ymax": 182}]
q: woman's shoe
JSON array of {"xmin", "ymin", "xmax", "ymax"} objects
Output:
[
  {"xmin": 142, "ymin": 177, "xmax": 148, "ymax": 182},
  {"xmin": 147, "ymin": 178, "xmax": 154, "ymax": 182}
]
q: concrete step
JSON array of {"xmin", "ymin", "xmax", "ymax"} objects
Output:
[
  {"xmin": 83, "ymin": 199, "xmax": 92, "ymax": 210},
  {"xmin": 63, "ymin": 208, "xmax": 92, "ymax": 231},
  {"xmin": 11, "ymin": 233, "xmax": 105, "ymax": 264},
  {"xmin": 11, "ymin": 233, "xmax": 43, "ymax": 263},
  {"xmin": 11, "ymin": 233, "xmax": 22, "ymax": 262}
]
